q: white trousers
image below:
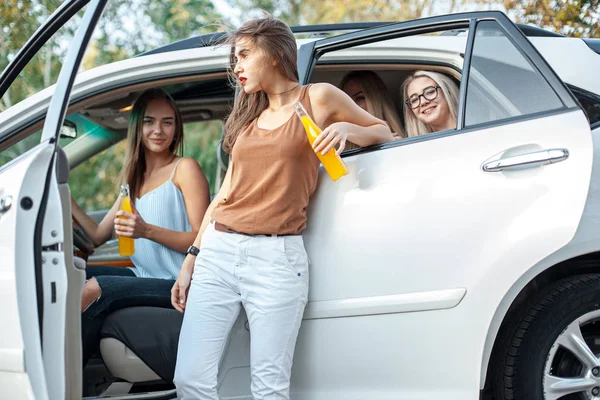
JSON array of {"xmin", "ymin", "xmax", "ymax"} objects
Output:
[{"xmin": 174, "ymin": 222, "xmax": 309, "ymax": 400}]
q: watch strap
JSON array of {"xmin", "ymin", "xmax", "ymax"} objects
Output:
[{"xmin": 186, "ymin": 245, "xmax": 200, "ymax": 256}]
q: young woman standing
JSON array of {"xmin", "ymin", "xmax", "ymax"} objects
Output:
[{"xmin": 172, "ymin": 17, "xmax": 393, "ymax": 399}]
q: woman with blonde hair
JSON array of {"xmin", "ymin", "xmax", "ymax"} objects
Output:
[
  {"xmin": 172, "ymin": 15, "xmax": 392, "ymax": 400},
  {"xmin": 340, "ymin": 70, "xmax": 405, "ymax": 146},
  {"xmin": 401, "ymin": 70, "xmax": 459, "ymax": 137}
]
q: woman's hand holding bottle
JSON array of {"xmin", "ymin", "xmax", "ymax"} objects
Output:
[
  {"xmin": 114, "ymin": 209, "xmax": 149, "ymax": 239},
  {"xmin": 312, "ymin": 122, "xmax": 354, "ymax": 156}
]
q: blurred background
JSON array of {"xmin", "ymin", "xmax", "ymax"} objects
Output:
[{"xmin": 0, "ymin": 0, "xmax": 598, "ymax": 210}]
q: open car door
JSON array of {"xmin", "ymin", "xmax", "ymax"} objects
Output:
[{"xmin": 0, "ymin": 0, "xmax": 108, "ymax": 398}]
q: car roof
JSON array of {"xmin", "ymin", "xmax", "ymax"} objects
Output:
[{"xmin": 139, "ymin": 21, "xmax": 564, "ymax": 57}]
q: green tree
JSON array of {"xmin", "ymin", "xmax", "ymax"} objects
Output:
[
  {"xmin": 224, "ymin": 0, "xmax": 482, "ymax": 26},
  {"xmin": 503, "ymin": 0, "xmax": 599, "ymax": 37},
  {"xmin": 183, "ymin": 120, "xmax": 223, "ymax": 196},
  {"xmin": 82, "ymin": 0, "xmax": 225, "ymax": 68},
  {"xmin": 0, "ymin": 0, "xmax": 72, "ymax": 110},
  {"xmin": 69, "ymin": 140, "xmax": 128, "ymax": 211}
]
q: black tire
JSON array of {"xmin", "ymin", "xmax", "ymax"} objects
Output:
[{"xmin": 493, "ymin": 274, "xmax": 600, "ymax": 400}]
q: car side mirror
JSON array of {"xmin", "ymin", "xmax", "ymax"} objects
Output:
[{"xmin": 60, "ymin": 120, "xmax": 77, "ymax": 139}]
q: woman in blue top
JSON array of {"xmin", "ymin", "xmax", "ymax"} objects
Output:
[{"xmin": 71, "ymin": 88, "xmax": 210, "ymax": 365}]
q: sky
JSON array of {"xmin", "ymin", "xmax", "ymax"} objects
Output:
[
  {"xmin": 209, "ymin": 0, "xmax": 508, "ymax": 27},
  {"xmin": 213, "ymin": 0, "xmax": 241, "ymax": 24}
]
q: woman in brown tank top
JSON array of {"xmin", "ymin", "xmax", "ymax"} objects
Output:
[{"xmin": 172, "ymin": 16, "xmax": 393, "ymax": 400}]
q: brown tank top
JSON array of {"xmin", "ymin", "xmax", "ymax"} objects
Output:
[{"xmin": 211, "ymin": 84, "xmax": 320, "ymax": 235}]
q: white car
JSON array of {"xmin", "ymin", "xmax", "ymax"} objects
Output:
[{"xmin": 2, "ymin": 1, "xmax": 600, "ymax": 399}]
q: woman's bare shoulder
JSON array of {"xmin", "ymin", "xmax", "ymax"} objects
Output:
[
  {"xmin": 308, "ymin": 82, "xmax": 339, "ymax": 101},
  {"xmin": 173, "ymin": 157, "xmax": 206, "ymax": 184}
]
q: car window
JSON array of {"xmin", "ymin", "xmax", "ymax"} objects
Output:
[
  {"xmin": 312, "ymin": 29, "xmax": 468, "ymax": 141},
  {"xmin": 568, "ymin": 85, "xmax": 600, "ymax": 128},
  {"xmin": 0, "ymin": 123, "xmax": 77, "ymax": 168},
  {"xmin": 70, "ymin": 119, "xmax": 223, "ymax": 212},
  {"xmin": 183, "ymin": 120, "xmax": 223, "ymax": 194},
  {"xmin": 464, "ymin": 20, "xmax": 564, "ymax": 127},
  {"xmin": 70, "ymin": 139, "xmax": 126, "ymax": 212}
]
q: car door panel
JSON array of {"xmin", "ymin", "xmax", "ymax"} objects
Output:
[
  {"xmin": 278, "ymin": 110, "xmax": 590, "ymax": 398},
  {"xmin": 288, "ymin": 12, "xmax": 591, "ymax": 399},
  {"xmin": 0, "ymin": 0, "xmax": 108, "ymax": 397},
  {"xmin": 0, "ymin": 144, "xmax": 54, "ymax": 400},
  {"xmin": 305, "ymin": 110, "xmax": 591, "ymax": 301},
  {"xmin": 40, "ymin": 164, "xmax": 68, "ymax": 400},
  {"xmin": 56, "ymin": 147, "xmax": 85, "ymax": 399}
]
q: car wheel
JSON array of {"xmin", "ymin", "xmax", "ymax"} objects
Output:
[{"xmin": 494, "ymin": 274, "xmax": 600, "ymax": 400}]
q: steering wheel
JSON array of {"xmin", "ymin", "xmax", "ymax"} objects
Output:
[{"xmin": 72, "ymin": 218, "xmax": 95, "ymax": 256}]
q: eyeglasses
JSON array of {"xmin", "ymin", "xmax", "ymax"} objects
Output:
[{"xmin": 405, "ymin": 86, "xmax": 441, "ymax": 109}]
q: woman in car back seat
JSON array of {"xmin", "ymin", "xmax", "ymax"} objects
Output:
[
  {"xmin": 171, "ymin": 16, "xmax": 393, "ymax": 400},
  {"xmin": 339, "ymin": 70, "xmax": 405, "ymax": 147},
  {"xmin": 70, "ymin": 88, "xmax": 210, "ymax": 366},
  {"xmin": 401, "ymin": 70, "xmax": 459, "ymax": 137}
]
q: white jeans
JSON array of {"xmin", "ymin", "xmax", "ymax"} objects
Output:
[{"xmin": 174, "ymin": 221, "xmax": 309, "ymax": 400}]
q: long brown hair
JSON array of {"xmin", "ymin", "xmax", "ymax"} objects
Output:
[
  {"xmin": 120, "ymin": 88, "xmax": 184, "ymax": 200},
  {"xmin": 222, "ymin": 16, "xmax": 299, "ymax": 153},
  {"xmin": 340, "ymin": 70, "xmax": 405, "ymax": 138}
]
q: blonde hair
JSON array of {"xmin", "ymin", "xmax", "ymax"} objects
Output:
[
  {"xmin": 401, "ymin": 71, "xmax": 459, "ymax": 137},
  {"xmin": 223, "ymin": 16, "xmax": 298, "ymax": 153},
  {"xmin": 120, "ymin": 88, "xmax": 184, "ymax": 200},
  {"xmin": 339, "ymin": 70, "xmax": 405, "ymax": 139}
]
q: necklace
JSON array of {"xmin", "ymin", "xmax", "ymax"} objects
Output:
[{"xmin": 271, "ymin": 84, "xmax": 300, "ymax": 96}]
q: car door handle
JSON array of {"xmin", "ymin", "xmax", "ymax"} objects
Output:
[
  {"xmin": 482, "ymin": 148, "xmax": 569, "ymax": 172},
  {"xmin": 0, "ymin": 195, "xmax": 12, "ymax": 214}
]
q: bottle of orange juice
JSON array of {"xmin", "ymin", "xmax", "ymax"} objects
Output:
[
  {"xmin": 294, "ymin": 102, "xmax": 348, "ymax": 181},
  {"xmin": 118, "ymin": 183, "xmax": 135, "ymax": 256}
]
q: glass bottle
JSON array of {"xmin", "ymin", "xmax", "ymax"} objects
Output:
[
  {"xmin": 118, "ymin": 183, "xmax": 135, "ymax": 256},
  {"xmin": 294, "ymin": 102, "xmax": 348, "ymax": 181}
]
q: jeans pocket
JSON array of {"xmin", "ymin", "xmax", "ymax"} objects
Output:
[
  {"xmin": 199, "ymin": 221, "xmax": 217, "ymax": 251},
  {"xmin": 280, "ymin": 236, "xmax": 309, "ymax": 274}
]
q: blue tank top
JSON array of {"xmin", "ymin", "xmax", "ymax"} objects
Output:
[{"xmin": 129, "ymin": 158, "xmax": 191, "ymax": 279}]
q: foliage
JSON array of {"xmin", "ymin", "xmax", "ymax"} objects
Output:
[
  {"xmin": 503, "ymin": 0, "xmax": 599, "ymax": 37},
  {"xmin": 183, "ymin": 120, "xmax": 223, "ymax": 198},
  {"xmin": 0, "ymin": 0, "xmax": 72, "ymax": 110},
  {"xmin": 82, "ymin": 0, "xmax": 223, "ymax": 68},
  {"xmin": 69, "ymin": 139, "xmax": 127, "ymax": 211},
  {"xmin": 225, "ymin": 0, "xmax": 475, "ymax": 25}
]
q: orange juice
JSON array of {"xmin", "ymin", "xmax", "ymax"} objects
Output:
[
  {"xmin": 294, "ymin": 102, "xmax": 348, "ymax": 181},
  {"xmin": 118, "ymin": 184, "xmax": 135, "ymax": 256}
]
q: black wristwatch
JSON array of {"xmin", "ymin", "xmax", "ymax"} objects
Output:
[{"xmin": 186, "ymin": 245, "xmax": 200, "ymax": 257}]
